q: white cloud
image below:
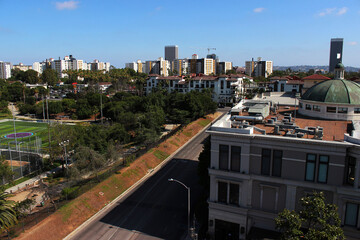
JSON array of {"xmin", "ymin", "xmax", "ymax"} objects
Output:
[
  {"xmin": 337, "ymin": 7, "xmax": 348, "ymax": 15},
  {"xmin": 55, "ymin": 1, "xmax": 79, "ymax": 10},
  {"xmin": 348, "ymin": 41, "xmax": 358, "ymax": 46},
  {"xmin": 253, "ymin": 8, "xmax": 265, "ymax": 13},
  {"xmin": 318, "ymin": 8, "xmax": 336, "ymax": 16},
  {"xmin": 318, "ymin": 7, "xmax": 348, "ymax": 17}
]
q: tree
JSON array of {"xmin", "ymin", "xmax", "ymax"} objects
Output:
[
  {"xmin": 23, "ymin": 70, "xmax": 40, "ymax": 84},
  {"xmin": 0, "ymin": 156, "xmax": 14, "ymax": 186},
  {"xmin": 0, "ymin": 191, "xmax": 17, "ymax": 233},
  {"xmin": 276, "ymin": 192, "xmax": 344, "ymax": 240},
  {"xmin": 71, "ymin": 146, "xmax": 106, "ymax": 181},
  {"xmin": 41, "ymin": 69, "xmax": 58, "ymax": 86}
]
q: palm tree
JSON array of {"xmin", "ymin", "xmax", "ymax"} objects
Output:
[{"xmin": 0, "ymin": 191, "xmax": 17, "ymax": 233}]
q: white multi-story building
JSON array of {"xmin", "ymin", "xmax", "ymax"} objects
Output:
[
  {"xmin": 125, "ymin": 62, "xmax": 138, "ymax": 72},
  {"xmin": 0, "ymin": 61, "xmax": 12, "ymax": 79},
  {"xmin": 33, "ymin": 62, "xmax": 47, "ymax": 74},
  {"xmin": 51, "ymin": 58, "xmax": 69, "ymax": 78},
  {"xmin": 146, "ymin": 74, "xmax": 249, "ymax": 103}
]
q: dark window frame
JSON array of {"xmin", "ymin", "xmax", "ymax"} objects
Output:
[
  {"xmin": 219, "ymin": 145, "xmax": 229, "ymax": 170},
  {"xmin": 327, "ymin": 107, "xmax": 337, "ymax": 113},
  {"xmin": 313, "ymin": 105, "xmax": 321, "ymax": 112},
  {"xmin": 217, "ymin": 181, "xmax": 228, "ymax": 203},
  {"xmin": 354, "ymin": 108, "xmax": 360, "ymax": 114},
  {"xmin": 230, "ymin": 146, "xmax": 241, "ymax": 172},
  {"xmin": 272, "ymin": 150, "xmax": 283, "ymax": 177},
  {"xmin": 345, "ymin": 156, "xmax": 356, "ymax": 185},
  {"xmin": 261, "ymin": 149, "xmax": 272, "ymax": 176},
  {"xmin": 305, "ymin": 104, "xmax": 311, "ymax": 110},
  {"xmin": 317, "ymin": 155, "xmax": 329, "ymax": 183},
  {"xmin": 344, "ymin": 202, "xmax": 359, "ymax": 227},
  {"xmin": 305, "ymin": 153, "xmax": 316, "ymax": 182}
]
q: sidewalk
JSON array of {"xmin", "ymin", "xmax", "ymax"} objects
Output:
[{"xmin": 5, "ymin": 166, "xmax": 62, "ymax": 194}]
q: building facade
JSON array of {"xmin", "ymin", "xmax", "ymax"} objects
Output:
[
  {"xmin": 165, "ymin": 45, "xmax": 178, "ymax": 62},
  {"xmin": 329, "ymin": 38, "xmax": 343, "ymax": 73},
  {"xmin": 245, "ymin": 58, "xmax": 273, "ymax": 78},
  {"xmin": 207, "ymin": 100, "xmax": 360, "ymax": 239},
  {"xmin": 146, "ymin": 74, "xmax": 248, "ymax": 103},
  {"xmin": 0, "ymin": 61, "xmax": 12, "ymax": 79}
]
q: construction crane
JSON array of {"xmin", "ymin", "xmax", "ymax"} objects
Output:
[{"xmin": 207, "ymin": 48, "xmax": 216, "ymax": 54}]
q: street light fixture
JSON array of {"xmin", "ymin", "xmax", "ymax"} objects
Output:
[
  {"xmin": 168, "ymin": 178, "xmax": 191, "ymax": 237},
  {"xmin": 59, "ymin": 140, "xmax": 70, "ymax": 169}
]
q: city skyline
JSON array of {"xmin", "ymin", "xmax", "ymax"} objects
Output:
[{"xmin": 0, "ymin": 0, "xmax": 359, "ymax": 68}]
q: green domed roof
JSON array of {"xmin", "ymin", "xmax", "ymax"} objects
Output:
[
  {"xmin": 302, "ymin": 79, "xmax": 360, "ymax": 104},
  {"xmin": 335, "ymin": 62, "xmax": 345, "ymax": 69}
]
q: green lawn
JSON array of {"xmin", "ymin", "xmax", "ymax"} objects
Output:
[{"xmin": 0, "ymin": 120, "xmax": 49, "ymax": 149}]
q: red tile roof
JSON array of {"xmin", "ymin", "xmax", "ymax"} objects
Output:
[{"xmin": 302, "ymin": 74, "xmax": 331, "ymax": 80}]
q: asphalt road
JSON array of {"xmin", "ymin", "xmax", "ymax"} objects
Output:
[{"xmin": 68, "ymin": 129, "xmax": 210, "ymax": 240}]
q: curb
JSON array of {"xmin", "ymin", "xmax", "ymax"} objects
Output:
[{"xmin": 64, "ymin": 112, "xmax": 224, "ymax": 240}]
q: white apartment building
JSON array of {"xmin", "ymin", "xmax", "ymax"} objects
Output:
[
  {"xmin": 125, "ymin": 62, "xmax": 138, "ymax": 72},
  {"xmin": 146, "ymin": 74, "xmax": 249, "ymax": 103},
  {"xmin": 51, "ymin": 59, "xmax": 69, "ymax": 78},
  {"xmin": 33, "ymin": 62, "xmax": 47, "ymax": 74},
  {"xmin": 0, "ymin": 61, "xmax": 12, "ymax": 79}
]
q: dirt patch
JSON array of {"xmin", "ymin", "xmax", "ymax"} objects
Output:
[
  {"xmin": 14, "ymin": 112, "xmax": 222, "ymax": 240},
  {"xmin": 5, "ymin": 160, "xmax": 30, "ymax": 167}
]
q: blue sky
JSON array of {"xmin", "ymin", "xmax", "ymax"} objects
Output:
[{"xmin": 0, "ymin": 0, "xmax": 359, "ymax": 68}]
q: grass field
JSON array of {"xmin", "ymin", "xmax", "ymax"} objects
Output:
[{"xmin": 0, "ymin": 120, "xmax": 49, "ymax": 149}]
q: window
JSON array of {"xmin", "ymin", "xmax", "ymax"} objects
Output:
[
  {"xmin": 261, "ymin": 149, "xmax": 271, "ymax": 175},
  {"xmin": 354, "ymin": 108, "xmax": 360, "ymax": 114},
  {"xmin": 345, "ymin": 203, "xmax": 359, "ymax": 227},
  {"xmin": 299, "ymin": 102, "xmax": 303, "ymax": 108},
  {"xmin": 305, "ymin": 154, "xmax": 330, "ymax": 183},
  {"xmin": 229, "ymin": 183, "xmax": 239, "ymax": 205},
  {"xmin": 231, "ymin": 146, "xmax": 241, "ymax": 172},
  {"xmin": 317, "ymin": 155, "xmax": 329, "ymax": 183},
  {"xmin": 272, "ymin": 150, "xmax": 283, "ymax": 177},
  {"xmin": 305, "ymin": 154, "xmax": 316, "ymax": 181},
  {"xmin": 327, "ymin": 107, "xmax": 336, "ymax": 113},
  {"xmin": 227, "ymin": 81, "xmax": 231, "ymax": 88},
  {"xmin": 306, "ymin": 104, "xmax": 311, "ymax": 110},
  {"xmin": 218, "ymin": 182, "xmax": 227, "ymax": 203},
  {"xmin": 217, "ymin": 181, "xmax": 240, "ymax": 206},
  {"xmin": 219, "ymin": 145, "xmax": 229, "ymax": 170},
  {"xmin": 338, "ymin": 107, "xmax": 348, "ymax": 113},
  {"xmin": 261, "ymin": 149, "xmax": 282, "ymax": 177},
  {"xmin": 346, "ymin": 157, "xmax": 356, "ymax": 185},
  {"xmin": 221, "ymin": 81, "xmax": 224, "ymax": 89},
  {"xmin": 313, "ymin": 105, "xmax": 320, "ymax": 112}
]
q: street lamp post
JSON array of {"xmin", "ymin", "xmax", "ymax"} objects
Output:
[
  {"xmin": 59, "ymin": 140, "xmax": 70, "ymax": 169},
  {"xmin": 168, "ymin": 178, "xmax": 191, "ymax": 237}
]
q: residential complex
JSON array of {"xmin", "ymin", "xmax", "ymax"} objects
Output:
[
  {"xmin": 206, "ymin": 65, "xmax": 360, "ymax": 239},
  {"xmin": 245, "ymin": 57, "xmax": 273, "ymax": 78},
  {"xmin": 125, "ymin": 45, "xmax": 234, "ymax": 76},
  {"xmin": 12, "ymin": 63, "xmax": 32, "ymax": 71},
  {"xmin": 32, "ymin": 55, "xmax": 110, "ymax": 78},
  {"xmin": 329, "ymin": 38, "xmax": 344, "ymax": 73},
  {"xmin": 146, "ymin": 74, "xmax": 250, "ymax": 104},
  {"xmin": 0, "ymin": 61, "xmax": 12, "ymax": 79}
]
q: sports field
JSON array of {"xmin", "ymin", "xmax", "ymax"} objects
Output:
[{"xmin": 0, "ymin": 120, "xmax": 49, "ymax": 149}]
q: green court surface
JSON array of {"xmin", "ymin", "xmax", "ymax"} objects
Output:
[{"xmin": 0, "ymin": 120, "xmax": 49, "ymax": 149}]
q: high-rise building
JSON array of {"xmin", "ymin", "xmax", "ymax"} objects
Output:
[
  {"xmin": 165, "ymin": 45, "xmax": 178, "ymax": 62},
  {"xmin": 245, "ymin": 57, "xmax": 273, "ymax": 78},
  {"xmin": 329, "ymin": 38, "xmax": 343, "ymax": 73},
  {"xmin": 0, "ymin": 61, "xmax": 12, "ymax": 79}
]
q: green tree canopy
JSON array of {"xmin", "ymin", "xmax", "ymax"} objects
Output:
[
  {"xmin": 276, "ymin": 192, "xmax": 344, "ymax": 240},
  {"xmin": 41, "ymin": 69, "xmax": 59, "ymax": 86}
]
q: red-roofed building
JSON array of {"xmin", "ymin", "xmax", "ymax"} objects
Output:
[{"xmin": 301, "ymin": 74, "xmax": 331, "ymax": 94}]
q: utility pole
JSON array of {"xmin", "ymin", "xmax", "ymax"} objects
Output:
[
  {"xmin": 100, "ymin": 93, "xmax": 103, "ymax": 124},
  {"xmin": 46, "ymin": 96, "xmax": 51, "ymax": 155},
  {"xmin": 42, "ymin": 95, "xmax": 45, "ymax": 122}
]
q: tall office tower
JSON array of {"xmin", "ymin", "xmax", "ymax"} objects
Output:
[
  {"xmin": 165, "ymin": 45, "xmax": 178, "ymax": 62},
  {"xmin": 329, "ymin": 38, "xmax": 343, "ymax": 73}
]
